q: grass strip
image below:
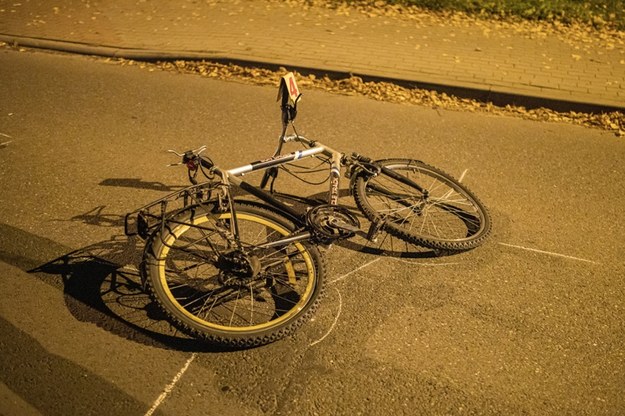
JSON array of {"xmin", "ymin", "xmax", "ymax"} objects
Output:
[{"xmin": 341, "ymin": 0, "xmax": 625, "ymax": 29}]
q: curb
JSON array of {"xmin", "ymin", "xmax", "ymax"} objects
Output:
[
  {"xmin": 2, "ymin": 33, "xmax": 623, "ymax": 115},
  {"xmin": 0, "ymin": 34, "xmax": 222, "ymax": 60}
]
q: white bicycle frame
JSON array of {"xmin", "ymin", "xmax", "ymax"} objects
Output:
[{"xmin": 216, "ymin": 134, "xmax": 345, "ymax": 222}]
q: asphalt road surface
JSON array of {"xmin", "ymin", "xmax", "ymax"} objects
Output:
[{"xmin": 1, "ymin": 48, "xmax": 624, "ymax": 416}]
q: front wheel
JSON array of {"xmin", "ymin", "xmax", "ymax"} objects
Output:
[
  {"xmin": 143, "ymin": 201, "xmax": 325, "ymax": 348},
  {"xmin": 353, "ymin": 159, "xmax": 491, "ymax": 251}
]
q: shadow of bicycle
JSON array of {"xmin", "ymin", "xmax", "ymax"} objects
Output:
[
  {"xmin": 99, "ymin": 178, "xmax": 184, "ymax": 192},
  {"xmin": 25, "ymin": 234, "xmax": 228, "ymax": 352},
  {"xmin": 20, "ymin": 186, "xmax": 455, "ymax": 352}
]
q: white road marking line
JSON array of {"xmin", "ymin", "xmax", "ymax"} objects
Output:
[
  {"xmin": 308, "ymin": 253, "xmax": 455, "ymax": 347},
  {"xmin": 393, "ymin": 258, "xmax": 460, "ymax": 266},
  {"xmin": 458, "ymin": 168, "xmax": 468, "ymax": 183},
  {"xmin": 144, "ymin": 353, "xmax": 197, "ymax": 416},
  {"xmin": 499, "ymin": 242, "xmax": 601, "ymax": 265},
  {"xmin": 310, "ymin": 288, "xmax": 342, "ymax": 347},
  {"xmin": 310, "ymin": 258, "xmax": 383, "ymax": 346},
  {"xmin": 328, "ymin": 258, "xmax": 382, "ymax": 284},
  {"xmin": 439, "ymin": 168, "xmax": 468, "ymax": 200}
]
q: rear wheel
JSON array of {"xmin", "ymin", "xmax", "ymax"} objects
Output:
[
  {"xmin": 143, "ymin": 202, "xmax": 324, "ymax": 348},
  {"xmin": 353, "ymin": 159, "xmax": 491, "ymax": 251}
]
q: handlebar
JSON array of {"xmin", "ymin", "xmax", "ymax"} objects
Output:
[{"xmin": 168, "ymin": 146, "xmax": 214, "ymax": 184}]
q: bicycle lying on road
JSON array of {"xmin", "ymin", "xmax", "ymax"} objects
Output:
[{"xmin": 124, "ymin": 73, "xmax": 491, "ymax": 348}]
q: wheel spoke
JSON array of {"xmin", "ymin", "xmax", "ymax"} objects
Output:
[
  {"xmin": 355, "ymin": 159, "xmax": 490, "ymax": 249},
  {"xmin": 145, "ymin": 203, "xmax": 323, "ymax": 346}
]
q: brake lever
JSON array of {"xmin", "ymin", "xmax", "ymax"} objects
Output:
[{"xmin": 166, "ymin": 146, "xmax": 208, "ymax": 167}]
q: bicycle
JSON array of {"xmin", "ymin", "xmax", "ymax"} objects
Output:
[{"xmin": 124, "ymin": 73, "xmax": 491, "ymax": 348}]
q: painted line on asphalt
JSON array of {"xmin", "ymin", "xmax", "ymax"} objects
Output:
[
  {"xmin": 440, "ymin": 168, "xmax": 468, "ymax": 201},
  {"xmin": 458, "ymin": 168, "xmax": 468, "ymax": 183},
  {"xmin": 144, "ymin": 353, "xmax": 197, "ymax": 416},
  {"xmin": 0, "ymin": 133, "xmax": 13, "ymax": 148},
  {"xmin": 311, "ymin": 258, "xmax": 381, "ymax": 347},
  {"xmin": 310, "ymin": 288, "xmax": 342, "ymax": 347},
  {"xmin": 392, "ymin": 258, "xmax": 460, "ymax": 266},
  {"xmin": 328, "ymin": 257, "xmax": 382, "ymax": 284},
  {"xmin": 499, "ymin": 242, "xmax": 601, "ymax": 265},
  {"xmin": 313, "ymin": 255, "xmax": 457, "ymax": 347},
  {"xmin": 314, "ymin": 255, "xmax": 454, "ymax": 347}
]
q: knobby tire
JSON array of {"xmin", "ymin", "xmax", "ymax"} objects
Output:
[
  {"xmin": 353, "ymin": 159, "xmax": 491, "ymax": 251},
  {"xmin": 143, "ymin": 201, "xmax": 325, "ymax": 348}
]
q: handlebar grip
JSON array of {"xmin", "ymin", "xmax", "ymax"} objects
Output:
[
  {"xmin": 352, "ymin": 152, "xmax": 372, "ymax": 163},
  {"xmin": 199, "ymin": 157, "xmax": 214, "ymax": 169}
]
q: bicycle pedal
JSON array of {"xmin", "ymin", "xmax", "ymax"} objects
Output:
[{"xmin": 366, "ymin": 218, "xmax": 385, "ymax": 242}]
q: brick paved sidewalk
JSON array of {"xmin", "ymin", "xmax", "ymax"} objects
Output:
[{"xmin": 1, "ymin": 0, "xmax": 623, "ymax": 111}]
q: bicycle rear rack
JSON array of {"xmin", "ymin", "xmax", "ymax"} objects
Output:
[{"xmin": 124, "ymin": 181, "xmax": 225, "ymax": 239}]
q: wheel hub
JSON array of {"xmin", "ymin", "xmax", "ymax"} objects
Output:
[{"xmin": 217, "ymin": 251, "xmax": 261, "ymax": 286}]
